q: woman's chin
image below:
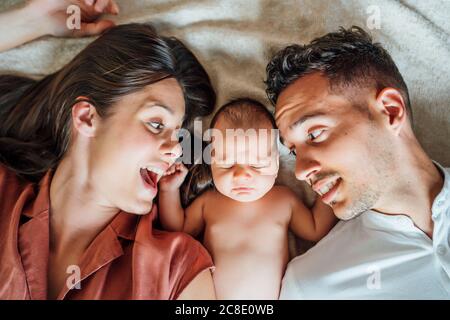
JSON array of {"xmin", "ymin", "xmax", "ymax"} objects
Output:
[{"xmin": 120, "ymin": 197, "xmax": 155, "ymax": 215}]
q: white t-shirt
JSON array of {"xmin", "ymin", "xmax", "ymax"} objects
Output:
[{"xmin": 280, "ymin": 164, "xmax": 450, "ymax": 299}]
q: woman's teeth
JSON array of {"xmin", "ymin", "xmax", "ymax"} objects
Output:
[
  {"xmin": 317, "ymin": 179, "xmax": 338, "ymax": 196},
  {"xmin": 141, "ymin": 166, "xmax": 165, "ymax": 177}
]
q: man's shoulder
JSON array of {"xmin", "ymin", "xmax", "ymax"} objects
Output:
[
  {"xmin": 285, "ymin": 214, "xmax": 369, "ymax": 279},
  {"xmin": 289, "ymin": 219, "xmax": 351, "ymax": 265}
]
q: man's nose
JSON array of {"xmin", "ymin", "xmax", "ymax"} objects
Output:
[
  {"xmin": 233, "ymin": 165, "xmax": 252, "ymax": 180},
  {"xmin": 295, "ymin": 155, "xmax": 321, "ymax": 182}
]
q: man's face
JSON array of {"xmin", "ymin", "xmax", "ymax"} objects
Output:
[{"xmin": 275, "ymin": 73, "xmax": 395, "ymax": 220}]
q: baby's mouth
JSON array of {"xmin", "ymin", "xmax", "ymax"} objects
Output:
[{"xmin": 232, "ymin": 186, "xmax": 255, "ymax": 193}]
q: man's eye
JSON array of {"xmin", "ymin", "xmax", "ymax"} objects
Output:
[
  {"xmin": 307, "ymin": 129, "xmax": 324, "ymax": 141},
  {"xmin": 148, "ymin": 121, "xmax": 164, "ymax": 131}
]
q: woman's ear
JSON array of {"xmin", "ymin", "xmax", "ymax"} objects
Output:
[
  {"xmin": 72, "ymin": 97, "xmax": 99, "ymax": 137},
  {"xmin": 374, "ymin": 87, "xmax": 407, "ymax": 135}
]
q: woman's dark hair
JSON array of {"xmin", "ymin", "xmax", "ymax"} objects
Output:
[
  {"xmin": 265, "ymin": 26, "xmax": 412, "ymax": 118},
  {"xmin": 180, "ymin": 98, "xmax": 274, "ymax": 206},
  {"xmin": 0, "ymin": 23, "xmax": 216, "ymax": 182}
]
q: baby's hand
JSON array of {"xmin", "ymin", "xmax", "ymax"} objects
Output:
[{"xmin": 158, "ymin": 163, "xmax": 189, "ymax": 192}]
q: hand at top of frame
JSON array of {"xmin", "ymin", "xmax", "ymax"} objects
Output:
[{"xmin": 27, "ymin": 0, "xmax": 120, "ymax": 37}]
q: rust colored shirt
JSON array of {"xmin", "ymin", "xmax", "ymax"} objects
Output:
[{"xmin": 0, "ymin": 164, "xmax": 213, "ymax": 300}]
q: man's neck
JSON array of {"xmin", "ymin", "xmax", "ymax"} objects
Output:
[{"xmin": 373, "ymin": 150, "xmax": 444, "ymax": 239}]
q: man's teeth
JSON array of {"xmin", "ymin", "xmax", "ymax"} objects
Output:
[
  {"xmin": 141, "ymin": 166, "xmax": 165, "ymax": 176},
  {"xmin": 317, "ymin": 179, "xmax": 338, "ymax": 196}
]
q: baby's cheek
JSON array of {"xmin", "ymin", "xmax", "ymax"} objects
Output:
[
  {"xmin": 211, "ymin": 169, "xmax": 227, "ymax": 192},
  {"xmin": 256, "ymin": 174, "xmax": 277, "ymax": 194}
]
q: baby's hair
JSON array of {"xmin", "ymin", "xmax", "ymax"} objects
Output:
[
  {"xmin": 210, "ymin": 97, "xmax": 276, "ymax": 129},
  {"xmin": 180, "ymin": 98, "xmax": 276, "ymax": 206}
]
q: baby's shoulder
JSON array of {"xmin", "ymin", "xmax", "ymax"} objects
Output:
[
  {"xmin": 197, "ymin": 188, "xmax": 217, "ymax": 202},
  {"xmin": 270, "ymin": 185, "xmax": 298, "ymax": 201},
  {"xmin": 192, "ymin": 189, "xmax": 220, "ymax": 212}
]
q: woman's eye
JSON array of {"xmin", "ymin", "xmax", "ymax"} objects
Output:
[
  {"xmin": 147, "ymin": 121, "xmax": 164, "ymax": 131},
  {"xmin": 307, "ymin": 129, "xmax": 325, "ymax": 141}
]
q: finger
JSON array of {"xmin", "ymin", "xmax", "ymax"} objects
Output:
[
  {"xmin": 92, "ymin": 0, "xmax": 120, "ymax": 15},
  {"xmin": 109, "ymin": 1, "xmax": 120, "ymax": 15},
  {"xmin": 94, "ymin": 0, "xmax": 111, "ymax": 13},
  {"xmin": 177, "ymin": 163, "xmax": 188, "ymax": 174},
  {"xmin": 84, "ymin": 0, "xmax": 95, "ymax": 5},
  {"xmin": 180, "ymin": 163, "xmax": 188, "ymax": 172},
  {"xmin": 75, "ymin": 20, "xmax": 115, "ymax": 37}
]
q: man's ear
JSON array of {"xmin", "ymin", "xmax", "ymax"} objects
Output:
[
  {"xmin": 374, "ymin": 87, "xmax": 407, "ymax": 135},
  {"xmin": 72, "ymin": 97, "xmax": 99, "ymax": 137}
]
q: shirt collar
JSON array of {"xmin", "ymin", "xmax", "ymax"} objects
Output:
[
  {"xmin": 431, "ymin": 161, "xmax": 450, "ymax": 216},
  {"xmin": 361, "ymin": 161, "xmax": 449, "ymax": 233},
  {"xmin": 110, "ymin": 212, "xmax": 140, "ymax": 241},
  {"xmin": 22, "ymin": 169, "xmax": 143, "ymax": 241},
  {"xmin": 22, "ymin": 169, "xmax": 54, "ymax": 219}
]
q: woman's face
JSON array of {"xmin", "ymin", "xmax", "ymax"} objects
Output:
[{"xmin": 89, "ymin": 78, "xmax": 185, "ymax": 214}]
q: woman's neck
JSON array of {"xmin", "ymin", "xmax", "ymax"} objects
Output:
[{"xmin": 49, "ymin": 156, "xmax": 120, "ymax": 255}]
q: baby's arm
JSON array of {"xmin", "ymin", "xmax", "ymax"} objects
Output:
[
  {"xmin": 287, "ymin": 188, "xmax": 338, "ymax": 242},
  {"xmin": 0, "ymin": 1, "xmax": 118, "ymax": 52},
  {"xmin": 158, "ymin": 163, "xmax": 206, "ymax": 238}
]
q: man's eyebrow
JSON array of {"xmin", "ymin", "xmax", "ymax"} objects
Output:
[
  {"xmin": 289, "ymin": 112, "xmax": 327, "ymax": 130},
  {"xmin": 279, "ymin": 111, "xmax": 327, "ymax": 147}
]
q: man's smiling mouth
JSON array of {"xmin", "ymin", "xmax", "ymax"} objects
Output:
[{"xmin": 312, "ymin": 176, "xmax": 342, "ymax": 205}]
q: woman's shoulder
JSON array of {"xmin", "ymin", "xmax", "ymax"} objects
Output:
[
  {"xmin": 0, "ymin": 164, "xmax": 40, "ymax": 251},
  {"xmin": 134, "ymin": 215, "xmax": 213, "ymax": 299},
  {"xmin": 135, "ymin": 212, "xmax": 212, "ymax": 265},
  {"xmin": 0, "ymin": 163, "xmax": 19, "ymax": 183},
  {"xmin": 151, "ymin": 227, "xmax": 211, "ymax": 262},
  {"xmin": 0, "ymin": 164, "xmax": 30, "ymax": 212}
]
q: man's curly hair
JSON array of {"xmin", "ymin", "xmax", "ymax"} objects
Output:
[{"xmin": 265, "ymin": 26, "xmax": 412, "ymax": 117}]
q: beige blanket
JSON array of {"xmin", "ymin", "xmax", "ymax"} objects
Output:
[{"xmin": 1, "ymin": 0, "xmax": 449, "ymax": 255}]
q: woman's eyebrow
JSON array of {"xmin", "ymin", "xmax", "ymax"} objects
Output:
[{"xmin": 144, "ymin": 103, "xmax": 174, "ymax": 114}]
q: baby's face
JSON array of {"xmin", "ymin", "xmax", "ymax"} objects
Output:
[{"xmin": 210, "ymin": 120, "xmax": 279, "ymax": 202}]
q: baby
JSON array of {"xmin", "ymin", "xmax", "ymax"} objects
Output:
[{"xmin": 158, "ymin": 98, "xmax": 337, "ymax": 299}]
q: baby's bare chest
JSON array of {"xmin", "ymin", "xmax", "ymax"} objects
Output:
[{"xmin": 202, "ymin": 205, "xmax": 290, "ymax": 255}]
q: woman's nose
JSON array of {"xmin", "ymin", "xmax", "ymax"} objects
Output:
[{"xmin": 160, "ymin": 138, "xmax": 183, "ymax": 161}]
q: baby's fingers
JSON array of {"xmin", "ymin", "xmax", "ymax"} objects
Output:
[
  {"xmin": 163, "ymin": 165, "xmax": 176, "ymax": 176},
  {"xmin": 175, "ymin": 162, "xmax": 188, "ymax": 173}
]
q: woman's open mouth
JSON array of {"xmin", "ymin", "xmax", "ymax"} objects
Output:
[{"xmin": 140, "ymin": 167, "xmax": 158, "ymax": 193}]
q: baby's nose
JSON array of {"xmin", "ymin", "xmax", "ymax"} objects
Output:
[{"xmin": 233, "ymin": 165, "xmax": 252, "ymax": 180}]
